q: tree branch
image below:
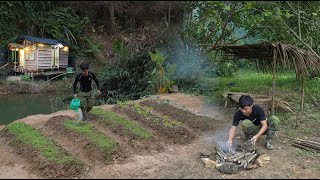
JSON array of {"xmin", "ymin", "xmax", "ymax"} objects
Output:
[
  {"xmin": 213, "ymin": 21, "xmax": 228, "ymax": 46},
  {"xmin": 284, "ymin": 23, "xmax": 320, "ymax": 59},
  {"xmin": 207, "ymin": 32, "xmax": 253, "ymax": 52}
]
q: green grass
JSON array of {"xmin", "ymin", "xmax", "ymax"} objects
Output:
[
  {"xmin": 90, "ymin": 107, "xmax": 152, "ymax": 140},
  {"xmin": 201, "ymin": 69, "xmax": 320, "ymax": 106},
  {"xmin": 64, "ymin": 120, "xmax": 118, "ymax": 154},
  {"xmin": 198, "ymin": 68, "xmax": 320, "ymax": 138},
  {"xmin": 296, "ymin": 148, "xmax": 320, "ymax": 157},
  {"xmin": 6, "ymin": 122, "xmax": 76, "ymax": 164}
]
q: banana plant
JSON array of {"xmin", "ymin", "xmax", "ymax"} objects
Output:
[{"xmin": 148, "ymin": 49, "xmax": 175, "ymax": 94}]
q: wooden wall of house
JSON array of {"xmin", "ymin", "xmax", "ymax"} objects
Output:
[
  {"xmin": 59, "ymin": 47, "xmax": 68, "ymax": 68},
  {"xmin": 20, "ymin": 41, "xmax": 69, "ymax": 71},
  {"xmin": 26, "ymin": 60, "xmax": 36, "ymax": 71},
  {"xmin": 37, "ymin": 44, "xmax": 52, "ymax": 70},
  {"xmin": 25, "ymin": 44, "xmax": 37, "ymax": 71}
]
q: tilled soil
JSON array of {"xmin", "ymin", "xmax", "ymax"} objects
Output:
[
  {"xmin": 140, "ymin": 100, "xmax": 219, "ymax": 132},
  {"xmin": 0, "ymin": 126, "xmax": 86, "ymax": 179},
  {"xmin": 112, "ymin": 105, "xmax": 196, "ymax": 145},
  {"xmin": 40, "ymin": 116, "xmax": 126, "ymax": 166}
]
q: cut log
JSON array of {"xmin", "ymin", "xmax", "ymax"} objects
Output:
[{"xmin": 292, "ymin": 143, "xmax": 320, "ymax": 153}]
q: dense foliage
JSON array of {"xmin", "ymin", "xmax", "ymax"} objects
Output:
[
  {"xmin": 0, "ymin": 1, "xmax": 100, "ymax": 59},
  {"xmin": 2, "ymin": 1, "xmax": 320, "ymax": 105}
]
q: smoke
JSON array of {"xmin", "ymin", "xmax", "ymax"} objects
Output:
[
  {"xmin": 159, "ymin": 34, "xmax": 213, "ymax": 85},
  {"xmin": 204, "ymin": 127, "xmax": 239, "ymax": 152}
]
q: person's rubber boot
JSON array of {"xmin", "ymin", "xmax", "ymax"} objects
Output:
[
  {"xmin": 83, "ymin": 109, "xmax": 88, "ymax": 122},
  {"xmin": 86, "ymin": 108, "xmax": 92, "ymax": 122},
  {"xmin": 264, "ymin": 130, "xmax": 276, "ymax": 150},
  {"xmin": 264, "ymin": 141, "xmax": 273, "ymax": 150}
]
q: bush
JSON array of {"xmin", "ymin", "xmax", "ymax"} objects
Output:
[
  {"xmin": 216, "ymin": 60, "xmax": 239, "ymax": 77},
  {"xmin": 20, "ymin": 74, "xmax": 31, "ymax": 81},
  {"xmin": 98, "ymin": 52, "xmax": 154, "ymax": 104},
  {"xmin": 148, "ymin": 49, "xmax": 175, "ymax": 93}
]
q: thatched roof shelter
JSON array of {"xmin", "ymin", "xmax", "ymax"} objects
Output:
[
  {"xmin": 215, "ymin": 42, "xmax": 320, "ymax": 78},
  {"xmin": 213, "ymin": 42, "xmax": 320, "ymax": 115}
]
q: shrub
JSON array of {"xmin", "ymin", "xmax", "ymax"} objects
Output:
[{"xmin": 98, "ymin": 50, "xmax": 154, "ymax": 104}]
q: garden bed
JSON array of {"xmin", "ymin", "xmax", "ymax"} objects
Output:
[
  {"xmin": 89, "ymin": 108, "xmax": 164, "ymax": 154},
  {"xmin": 40, "ymin": 116, "xmax": 123, "ymax": 165},
  {"xmin": 0, "ymin": 122, "xmax": 85, "ymax": 178},
  {"xmin": 112, "ymin": 102, "xmax": 196, "ymax": 145},
  {"xmin": 140, "ymin": 100, "xmax": 217, "ymax": 132}
]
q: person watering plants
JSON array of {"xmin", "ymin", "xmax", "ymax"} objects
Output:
[
  {"xmin": 73, "ymin": 62, "xmax": 101, "ymax": 121},
  {"xmin": 227, "ymin": 95, "xmax": 280, "ymax": 150}
]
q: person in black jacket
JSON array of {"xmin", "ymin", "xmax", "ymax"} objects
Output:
[
  {"xmin": 227, "ymin": 95, "xmax": 280, "ymax": 150},
  {"xmin": 73, "ymin": 62, "xmax": 101, "ymax": 120}
]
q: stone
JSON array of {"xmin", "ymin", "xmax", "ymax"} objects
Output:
[
  {"xmin": 200, "ymin": 150, "xmax": 212, "ymax": 157},
  {"xmin": 257, "ymin": 154, "xmax": 271, "ymax": 167},
  {"xmin": 201, "ymin": 158, "xmax": 216, "ymax": 168},
  {"xmin": 218, "ymin": 163, "xmax": 239, "ymax": 174}
]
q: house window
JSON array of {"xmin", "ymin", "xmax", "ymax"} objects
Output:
[
  {"xmin": 25, "ymin": 45, "xmax": 36, "ymax": 61},
  {"xmin": 26, "ymin": 51, "xmax": 35, "ymax": 60}
]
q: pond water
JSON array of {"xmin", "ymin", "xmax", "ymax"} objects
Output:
[{"xmin": 0, "ymin": 94, "xmax": 61, "ymax": 125}]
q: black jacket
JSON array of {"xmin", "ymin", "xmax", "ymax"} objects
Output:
[{"xmin": 73, "ymin": 71, "xmax": 100, "ymax": 94}]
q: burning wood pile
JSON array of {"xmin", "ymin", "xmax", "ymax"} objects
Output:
[{"xmin": 200, "ymin": 145, "xmax": 270, "ymax": 174}]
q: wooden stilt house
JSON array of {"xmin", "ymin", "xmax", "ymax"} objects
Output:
[{"xmin": 7, "ymin": 35, "xmax": 69, "ymax": 76}]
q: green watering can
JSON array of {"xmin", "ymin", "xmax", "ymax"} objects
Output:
[{"xmin": 70, "ymin": 98, "xmax": 80, "ymax": 112}]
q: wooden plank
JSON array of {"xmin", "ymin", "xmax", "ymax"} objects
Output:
[
  {"xmin": 37, "ymin": 52, "xmax": 51, "ymax": 55},
  {"xmin": 38, "ymin": 63, "xmax": 52, "ymax": 66},
  {"xmin": 37, "ymin": 50, "xmax": 51, "ymax": 53},
  {"xmin": 38, "ymin": 58, "xmax": 52, "ymax": 61},
  {"xmin": 26, "ymin": 67, "xmax": 37, "ymax": 70},
  {"xmin": 26, "ymin": 61, "xmax": 36, "ymax": 65},
  {"xmin": 39, "ymin": 63, "xmax": 51, "ymax": 66},
  {"xmin": 38, "ymin": 51, "xmax": 52, "ymax": 54},
  {"xmin": 38, "ymin": 60, "xmax": 52, "ymax": 62},
  {"xmin": 36, "ymin": 45, "xmax": 38, "ymax": 70},
  {"xmin": 37, "ymin": 48, "xmax": 51, "ymax": 51},
  {"xmin": 38, "ymin": 64, "xmax": 52, "ymax": 66},
  {"xmin": 38, "ymin": 66, "xmax": 52, "ymax": 69},
  {"xmin": 38, "ymin": 53, "xmax": 52, "ymax": 55},
  {"xmin": 38, "ymin": 60, "xmax": 52, "ymax": 63},
  {"xmin": 38, "ymin": 55, "xmax": 52, "ymax": 57}
]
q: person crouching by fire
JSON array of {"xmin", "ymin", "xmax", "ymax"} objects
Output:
[{"xmin": 227, "ymin": 95, "xmax": 280, "ymax": 150}]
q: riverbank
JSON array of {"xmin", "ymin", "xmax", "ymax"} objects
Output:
[{"xmin": 0, "ymin": 77, "xmax": 72, "ymax": 95}]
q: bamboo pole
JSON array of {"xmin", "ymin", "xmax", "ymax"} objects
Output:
[
  {"xmin": 46, "ymin": 72, "xmax": 68, "ymax": 82},
  {"xmin": 298, "ymin": 5, "xmax": 305, "ymax": 112},
  {"xmin": 271, "ymin": 45, "xmax": 277, "ymax": 116},
  {"xmin": 300, "ymin": 76, "xmax": 305, "ymax": 111},
  {"xmin": 50, "ymin": 97, "xmax": 54, "ymax": 113}
]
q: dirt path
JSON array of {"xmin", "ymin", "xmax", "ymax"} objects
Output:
[{"xmin": 0, "ymin": 93, "xmax": 319, "ymax": 178}]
